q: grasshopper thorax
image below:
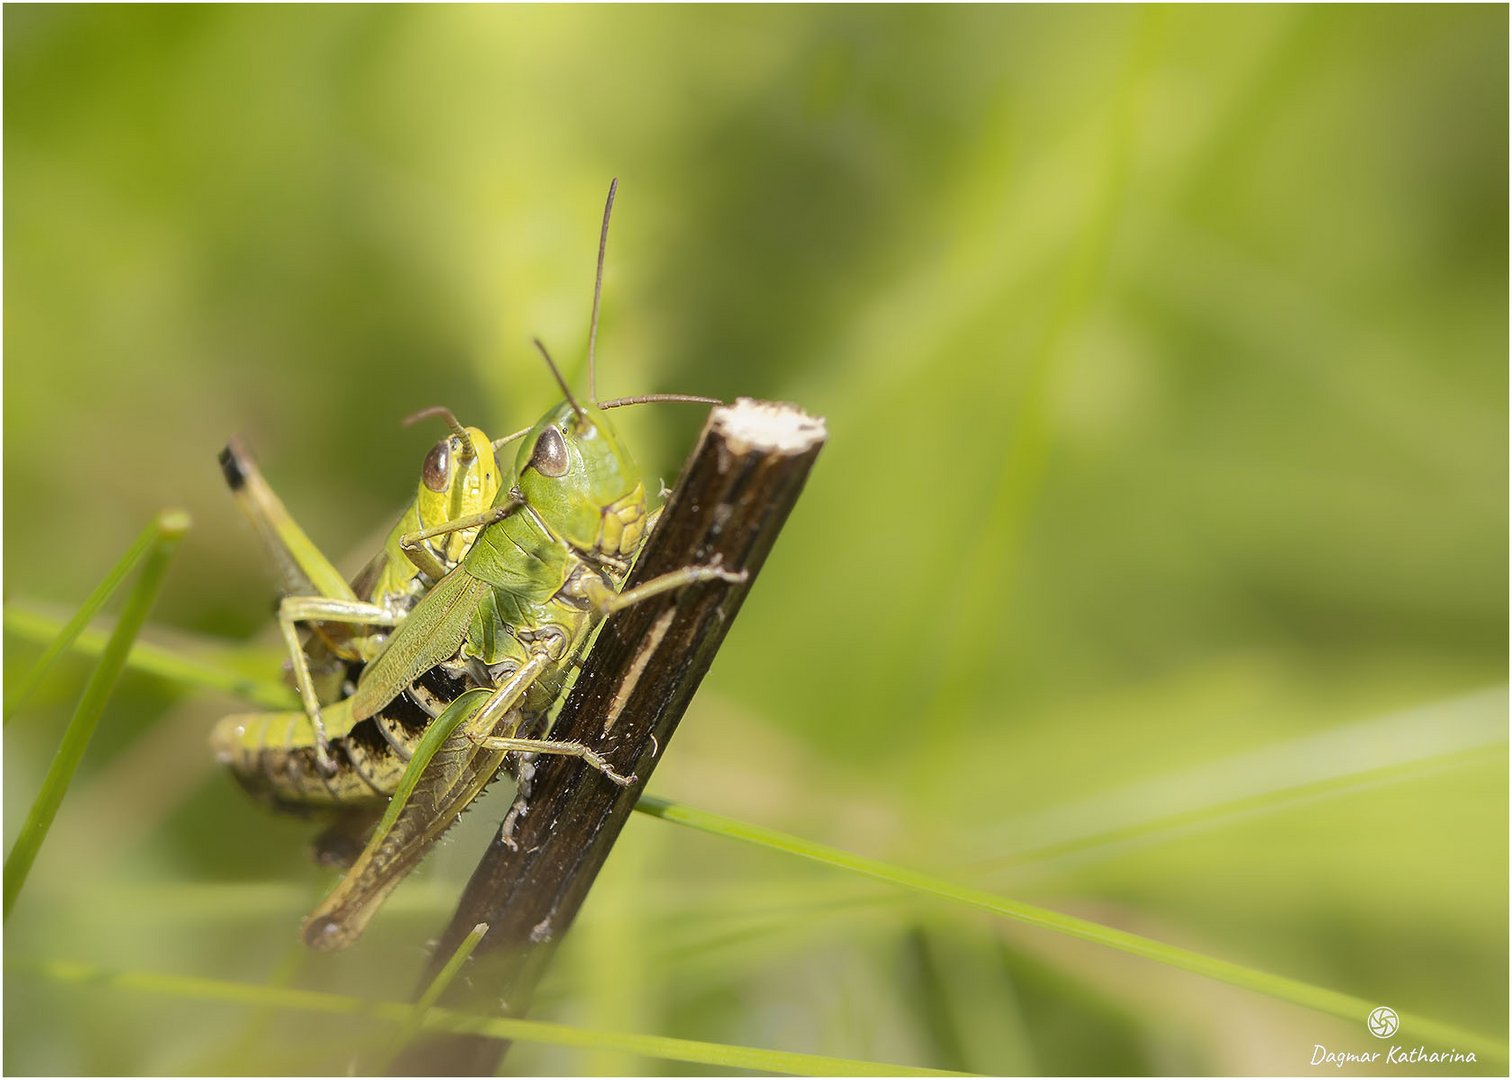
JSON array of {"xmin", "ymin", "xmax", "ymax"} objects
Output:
[{"xmin": 516, "ymin": 401, "xmax": 645, "ymax": 557}]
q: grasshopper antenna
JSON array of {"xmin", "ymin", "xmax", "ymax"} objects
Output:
[
  {"xmin": 403, "ymin": 406, "xmax": 470, "ymax": 441},
  {"xmin": 402, "ymin": 406, "xmax": 475, "ymax": 459},
  {"xmin": 492, "ymin": 425, "xmax": 532, "ymax": 452},
  {"xmin": 534, "ymin": 338, "xmax": 586, "ymax": 424},
  {"xmin": 587, "ymin": 177, "xmax": 618, "ymax": 403},
  {"xmin": 491, "ymin": 395, "xmax": 724, "ymax": 453},
  {"xmin": 598, "ymin": 393, "xmax": 724, "ymax": 410}
]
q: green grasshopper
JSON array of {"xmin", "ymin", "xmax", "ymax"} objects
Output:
[
  {"xmin": 217, "ymin": 407, "xmax": 504, "ymax": 778},
  {"xmin": 214, "ymin": 180, "xmax": 739, "ymax": 948}
]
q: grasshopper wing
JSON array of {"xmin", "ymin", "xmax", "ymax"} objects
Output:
[{"xmin": 350, "ymin": 566, "xmax": 490, "ymax": 723}]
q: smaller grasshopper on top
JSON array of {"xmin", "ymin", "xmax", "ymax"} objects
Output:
[{"xmin": 218, "ymin": 408, "xmax": 504, "ymax": 775}]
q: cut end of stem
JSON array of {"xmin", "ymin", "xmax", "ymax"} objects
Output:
[{"xmin": 714, "ymin": 399, "xmax": 827, "ymax": 455}]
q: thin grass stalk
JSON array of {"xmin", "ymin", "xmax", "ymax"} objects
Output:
[
  {"xmin": 17, "ymin": 960, "xmax": 971, "ymax": 1077},
  {"xmin": 3, "ymin": 518, "xmax": 161, "ymax": 723},
  {"xmin": 3, "ymin": 510, "xmax": 191, "ymax": 919},
  {"xmin": 634, "ymin": 796, "xmax": 1509, "ymax": 1065},
  {"xmin": 379, "ymin": 922, "xmax": 489, "ymax": 1070},
  {"xmin": 3, "ymin": 604, "xmax": 294, "ymax": 708}
]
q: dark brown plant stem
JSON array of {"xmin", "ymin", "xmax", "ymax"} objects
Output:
[{"xmin": 390, "ymin": 399, "xmax": 826, "ymax": 1076}]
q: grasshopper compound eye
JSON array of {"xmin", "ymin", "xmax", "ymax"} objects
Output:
[
  {"xmin": 422, "ymin": 439, "xmax": 452, "ymax": 492},
  {"xmin": 528, "ymin": 427, "xmax": 570, "ymax": 477}
]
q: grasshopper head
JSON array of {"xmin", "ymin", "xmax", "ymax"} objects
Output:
[
  {"xmin": 517, "ymin": 400, "xmax": 645, "ymax": 555},
  {"xmin": 415, "ymin": 425, "xmax": 503, "ymax": 538}
]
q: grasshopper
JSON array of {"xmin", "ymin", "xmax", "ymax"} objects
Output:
[
  {"xmin": 217, "ymin": 408, "xmax": 504, "ymax": 778},
  {"xmin": 213, "ymin": 180, "xmax": 739, "ymax": 947}
]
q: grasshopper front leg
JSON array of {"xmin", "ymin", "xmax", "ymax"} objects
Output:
[{"xmin": 396, "ymin": 496, "xmax": 523, "ymax": 582}]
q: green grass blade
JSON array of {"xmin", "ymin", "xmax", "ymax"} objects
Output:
[
  {"xmin": 3, "ymin": 603, "xmax": 294, "ymax": 709},
  {"xmin": 380, "ymin": 921, "xmax": 488, "ymax": 1070},
  {"xmin": 979, "ymin": 687, "xmax": 1508, "ymax": 870},
  {"xmin": 3, "ymin": 520, "xmax": 160, "ymax": 723},
  {"xmin": 4, "ymin": 511, "xmax": 191, "ymax": 920},
  {"xmin": 634, "ymin": 795, "xmax": 1508, "ymax": 1064},
  {"xmin": 991, "ymin": 742, "xmax": 1496, "ymax": 872},
  {"xmin": 16, "ymin": 960, "xmax": 973, "ymax": 1077}
]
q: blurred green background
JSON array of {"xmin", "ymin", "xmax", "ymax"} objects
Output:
[{"xmin": 4, "ymin": 5, "xmax": 1506, "ymax": 1075}]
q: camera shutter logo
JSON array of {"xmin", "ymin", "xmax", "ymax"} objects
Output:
[{"xmin": 1367, "ymin": 1006, "xmax": 1400, "ymax": 1039}]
